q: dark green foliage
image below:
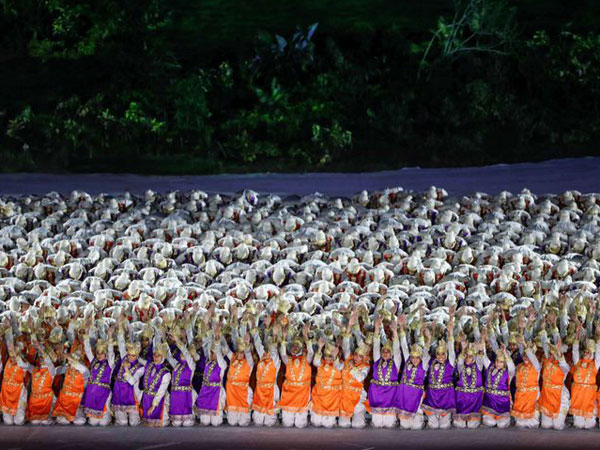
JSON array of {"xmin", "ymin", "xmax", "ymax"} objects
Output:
[{"xmin": 1, "ymin": 0, "xmax": 599, "ymax": 173}]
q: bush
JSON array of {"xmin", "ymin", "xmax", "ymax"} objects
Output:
[{"xmin": 1, "ymin": 0, "xmax": 599, "ymax": 173}]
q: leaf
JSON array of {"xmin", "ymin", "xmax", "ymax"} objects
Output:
[
  {"xmin": 307, "ymin": 22, "xmax": 319, "ymax": 41},
  {"xmin": 275, "ymin": 34, "xmax": 287, "ymax": 52}
]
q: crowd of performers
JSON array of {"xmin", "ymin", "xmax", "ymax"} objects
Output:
[{"xmin": 0, "ymin": 186, "xmax": 599, "ymax": 430}]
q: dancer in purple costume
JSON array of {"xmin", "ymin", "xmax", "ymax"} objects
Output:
[
  {"xmin": 423, "ymin": 310, "xmax": 456, "ymax": 429},
  {"xmin": 368, "ymin": 314, "xmax": 401, "ymax": 428},
  {"xmin": 396, "ymin": 314, "xmax": 431, "ymax": 430}
]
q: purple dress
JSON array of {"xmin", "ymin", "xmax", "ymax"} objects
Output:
[
  {"xmin": 84, "ymin": 359, "xmax": 112, "ymax": 418},
  {"xmin": 482, "ymin": 366, "xmax": 511, "ymax": 417},
  {"xmin": 368, "ymin": 359, "xmax": 400, "ymax": 414},
  {"xmin": 195, "ymin": 360, "xmax": 223, "ymax": 416},
  {"xmin": 112, "ymin": 357, "xmax": 143, "ymax": 413},
  {"xmin": 396, "ymin": 361, "xmax": 426, "ymax": 417},
  {"xmin": 141, "ymin": 361, "xmax": 170, "ymax": 426},
  {"xmin": 423, "ymin": 359, "xmax": 456, "ymax": 414},
  {"xmin": 454, "ymin": 362, "xmax": 484, "ymax": 420},
  {"xmin": 169, "ymin": 358, "xmax": 194, "ymax": 420}
]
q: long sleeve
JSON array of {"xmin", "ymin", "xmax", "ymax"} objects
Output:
[
  {"xmin": 84, "ymin": 336, "xmax": 94, "ymax": 363},
  {"xmin": 572, "ymin": 341, "xmax": 580, "ymax": 365},
  {"xmin": 482, "ymin": 352, "xmax": 491, "ymax": 370},
  {"xmin": 313, "ymin": 350, "xmax": 322, "ymax": 368},
  {"xmin": 507, "ymin": 357, "xmax": 516, "ymax": 378},
  {"xmin": 558, "ymin": 357, "xmax": 570, "ymax": 375},
  {"xmin": 422, "ymin": 343, "xmax": 431, "ymax": 371},
  {"xmin": 125, "ymin": 365, "xmax": 145, "ymax": 387},
  {"xmin": 43, "ymin": 352, "xmax": 56, "ymax": 376},
  {"xmin": 400, "ymin": 332, "xmax": 409, "ymax": 362},
  {"xmin": 448, "ymin": 336, "xmax": 456, "ymax": 367},
  {"xmin": 540, "ymin": 331, "xmax": 549, "ymax": 358},
  {"xmin": 244, "ymin": 349, "xmax": 254, "ymax": 369},
  {"xmin": 473, "ymin": 320, "xmax": 481, "ymax": 342},
  {"xmin": 72, "ymin": 361, "xmax": 90, "ymax": 379},
  {"xmin": 501, "ymin": 320, "xmax": 509, "ymax": 343},
  {"xmin": 67, "ymin": 321, "xmax": 76, "ymax": 345},
  {"xmin": 526, "ymin": 348, "xmax": 541, "ymax": 373},
  {"xmin": 165, "ymin": 346, "xmax": 179, "ymax": 368},
  {"xmin": 221, "ymin": 339, "xmax": 233, "ymax": 361},
  {"xmin": 108, "ymin": 342, "xmax": 115, "ymax": 369},
  {"xmin": 180, "ymin": 345, "xmax": 196, "ymax": 372},
  {"xmin": 475, "ymin": 355, "xmax": 484, "ymax": 371},
  {"xmin": 350, "ymin": 363, "xmax": 369, "ymax": 383},
  {"xmin": 271, "ymin": 347, "xmax": 281, "ymax": 369},
  {"xmin": 152, "ymin": 373, "xmax": 172, "ymax": 407},
  {"xmin": 185, "ymin": 321, "xmax": 194, "ymax": 345},
  {"xmin": 252, "ymin": 331, "xmax": 265, "ymax": 359},
  {"xmin": 393, "ymin": 336, "xmax": 402, "ymax": 369},
  {"xmin": 373, "ymin": 335, "xmax": 381, "ymax": 362},
  {"xmin": 117, "ymin": 330, "xmax": 127, "ymax": 359},
  {"xmin": 16, "ymin": 355, "xmax": 34, "ymax": 372},
  {"xmin": 279, "ymin": 342, "xmax": 289, "ymax": 365},
  {"xmin": 216, "ymin": 347, "xmax": 227, "ymax": 371},
  {"xmin": 342, "ymin": 335, "xmax": 351, "ymax": 360},
  {"xmin": 306, "ymin": 340, "xmax": 314, "ymax": 364},
  {"xmin": 489, "ymin": 332, "xmax": 500, "ymax": 353},
  {"xmin": 595, "ymin": 341, "xmax": 600, "ymax": 370}
]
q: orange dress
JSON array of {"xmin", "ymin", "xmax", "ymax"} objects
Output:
[
  {"xmin": 539, "ymin": 358, "xmax": 566, "ymax": 418},
  {"xmin": 53, "ymin": 367, "xmax": 86, "ymax": 421},
  {"xmin": 252, "ymin": 357, "xmax": 278, "ymax": 415},
  {"xmin": 512, "ymin": 362, "xmax": 539, "ymax": 419},
  {"xmin": 0, "ymin": 359, "xmax": 27, "ymax": 416},
  {"xmin": 27, "ymin": 366, "xmax": 54, "ymax": 421},
  {"xmin": 225, "ymin": 358, "xmax": 252, "ymax": 414},
  {"xmin": 340, "ymin": 357, "xmax": 368, "ymax": 418},
  {"xmin": 310, "ymin": 361, "xmax": 342, "ymax": 416},
  {"xmin": 278, "ymin": 354, "xmax": 311, "ymax": 413},
  {"xmin": 569, "ymin": 359, "xmax": 598, "ymax": 418}
]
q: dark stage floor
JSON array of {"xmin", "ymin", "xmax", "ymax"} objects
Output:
[{"xmin": 1, "ymin": 425, "xmax": 600, "ymax": 450}]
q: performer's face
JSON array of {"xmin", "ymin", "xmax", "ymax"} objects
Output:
[
  {"xmin": 381, "ymin": 349, "xmax": 391, "ymax": 360},
  {"xmin": 96, "ymin": 350, "xmax": 106, "ymax": 361},
  {"xmin": 127, "ymin": 354, "xmax": 137, "ymax": 363},
  {"xmin": 436, "ymin": 352, "xmax": 447, "ymax": 363},
  {"xmin": 153, "ymin": 353, "xmax": 163, "ymax": 364},
  {"xmin": 353, "ymin": 354, "xmax": 364, "ymax": 365},
  {"xmin": 465, "ymin": 355, "xmax": 474, "ymax": 365},
  {"xmin": 583, "ymin": 351, "xmax": 592, "ymax": 360},
  {"xmin": 494, "ymin": 358, "xmax": 505, "ymax": 369},
  {"xmin": 410, "ymin": 356, "xmax": 421, "ymax": 366}
]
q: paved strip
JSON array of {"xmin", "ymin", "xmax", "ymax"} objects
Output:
[{"xmin": 0, "ymin": 157, "xmax": 599, "ymax": 197}]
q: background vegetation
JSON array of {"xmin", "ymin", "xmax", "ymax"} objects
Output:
[{"xmin": 1, "ymin": 0, "xmax": 599, "ymax": 173}]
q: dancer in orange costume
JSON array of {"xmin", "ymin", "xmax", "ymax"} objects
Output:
[
  {"xmin": 310, "ymin": 340, "xmax": 343, "ymax": 428},
  {"xmin": 251, "ymin": 330, "xmax": 281, "ymax": 427},
  {"xmin": 53, "ymin": 350, "xmax": 88, "ymax": 425},
  {"xmin": 224, "ymin": 335, "xmax": 254, "ymax": 426},
  {"xmin": 278, "ymin": 322, "xmax": 314, "ymax": 428},
  {"xmin": 539, "ymin": 338, "xmax": 570, "ymax": 430},
  {"xmin": 511, "ymin": 341, "xmax": 540, "ymax": 428},
  {"xmin": 0, "ymin": 329, "xmax": 30, "ymax": 426},
  {"xmin": 569, "ymin": 333, "xmax": 600, "ymax": 429}
]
